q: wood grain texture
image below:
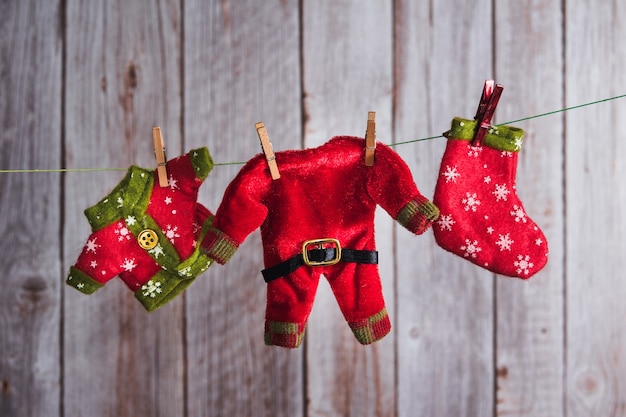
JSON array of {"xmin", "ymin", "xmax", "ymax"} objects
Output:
[
  {"xmin": 4, "ymin": 2, "xmax": 626, "ymax": 416},
  {"xmin": 301, "ymin": 2, "xmax": 396, "ymax": 416},
  {"xmin": 63, "ymin": 1, "xmax": 184, "ymax": 416},
  {"xmin": 393, "ymin": 1, "xmax": 496, "ymax": 416},
  {"xmin": 0, "ymin": 2, "xmax": 62, "ymax": 416},
  {"xmin": 565, "ymin": 2, "xmax": 626, "ymax": 416},
  {"xmin": 494, "ymin": 2, "xmax": 565, "ymax": 416},
  {"xmin": 183, "ymin": 1, "xmax": 303, "ymax": 416}
]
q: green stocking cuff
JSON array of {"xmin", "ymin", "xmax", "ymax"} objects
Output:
[
  {"xmin": 445, "ymin": 117, "xmax": 524, "ymax": 152},
  {"xmin": 67, "ymin": 267, "xmax": 103, "ymax": 294}
]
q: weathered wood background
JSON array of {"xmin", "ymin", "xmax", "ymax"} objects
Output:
[{"xmin": 1, "ymin": 0, "xmax": 625, "ymax": 416}]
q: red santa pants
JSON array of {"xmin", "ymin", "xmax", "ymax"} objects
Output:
[{"xmin": 264, "ymin": 262, "xmax": 390, "ymax": 348}]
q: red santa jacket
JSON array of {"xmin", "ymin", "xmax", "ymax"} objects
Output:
[
  {"xmin": 67, "ymin": 148, "xmax": 215, "ymax": 311},
  {"xmin": 202, "ymin": 136, "xmax": 439, "ymax": 272}
]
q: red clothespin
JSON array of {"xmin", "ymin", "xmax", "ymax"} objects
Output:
[
  {"xmin": 255, "ymin": 121, "xmax": 280, "ymax": 180},
  {"xmin": 152, "ymin": 127, "xmax": 169, "ymax": 187},
  {"xmin": 365, "ymin": 111, "xmax": 376, "ymax": 166},
  {"xmin": 472, "ymin": 80, "xmax": 504, "ymax": 146}
]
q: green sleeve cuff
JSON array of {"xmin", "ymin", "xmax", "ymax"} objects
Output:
[
  {"xmin": 66, "ymin": 266, "xmax": 104, "ymax": 294},
  {"xmin": 201, "ymin": 227, "xmax": 239, "ymax": 264},
  {"xmin": 397, "ymin": 196, "xmax": 440, "ymax": 235},
  {"xmin": 190, "ymin": 147, "xmax": 214, "ymax": 180},
  {"xmin": 445, "ymin": 117, "xmax": 524, "ymax": 152}
]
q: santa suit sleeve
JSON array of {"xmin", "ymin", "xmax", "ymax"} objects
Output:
[
  {"xmin": 201, "ymin": 155, "xmax": 270, "ymax": 264},
  {"xmin": 366, "ymin": 142, "xmax": 440, "ymax": 235}
]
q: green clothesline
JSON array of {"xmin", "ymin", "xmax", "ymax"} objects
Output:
[{"xmin": 1, "ymin": 93, "xmax": 625, "ymax": 174}]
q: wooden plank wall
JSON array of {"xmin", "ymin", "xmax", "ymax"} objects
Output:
[{"xmin": 1, "ymin": 1, "xmax": 625, "ymax": 416}]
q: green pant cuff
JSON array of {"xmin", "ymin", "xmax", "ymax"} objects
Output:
[
  {"xmin": 349, "ymin": 308, "xmax": 391, "ymax": 345},
  {"xmin": 264, "ymin": 321, "xmax": 305, "ymax": 348}
]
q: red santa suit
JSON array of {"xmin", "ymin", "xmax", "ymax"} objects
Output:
[
  {"xmin": 67, "ymin": 148, "xmax": 215, "ymax": 311},
  {"xmin": 202, "ymin": 137, "xmax": 439, "ymax": 348}
]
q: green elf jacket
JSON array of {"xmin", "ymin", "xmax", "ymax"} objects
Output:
[{"xmin": 66, "ymin": 147, "xmax": 215, "ymax": 311}]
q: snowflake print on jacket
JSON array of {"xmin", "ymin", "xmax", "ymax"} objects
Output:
[
  {"xmin": 66, "ymin": 148, "xmax": 215, "ymax": 311},
  {"xmin": 433, "ymin": 117, "xmax": 548, "ymax": 278}
]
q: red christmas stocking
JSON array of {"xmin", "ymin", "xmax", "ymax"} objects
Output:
[{"xmin": 433, "ymin": 117, "xmax": 548, "ymax": 278}]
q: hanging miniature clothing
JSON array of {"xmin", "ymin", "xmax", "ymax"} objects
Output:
[
  {"xmin": 201, "ymin": 137, "xmax": 439, "ymax": 348},
  {"xmin": 433, "ymin": 118, "xmax": 548, "ymax": 278},
  {"xmin": 67, "ymin": 147, "xmax": 215, "ymax": 311}
]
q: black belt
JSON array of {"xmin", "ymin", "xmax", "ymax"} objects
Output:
[{"xmin": 261, "ymin": 238, "xmax": 378, "ymax": 283}]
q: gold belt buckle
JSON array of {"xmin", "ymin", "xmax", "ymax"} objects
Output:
[{"xmin": 302, "ymin": 238, "xmax": 342, "ymax": 266}]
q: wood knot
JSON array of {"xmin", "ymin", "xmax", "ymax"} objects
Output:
[
  {"xmin": 2, "ymin": 379, "xmax": 9, "ymax": 395},
  {"xmin": 22, "ymin": 277, "xmax": 47, "ymax": 292},
  {"xmin": 125, "ymin": 63, "xmax": 139, "ymax": 89},
  {"xmin": 18, "ymin": 277, "xmax": 50, "ymax": 312},
  {"xmin": 496, "ymin": 366, "xmax": 509, "ymax": 379}
]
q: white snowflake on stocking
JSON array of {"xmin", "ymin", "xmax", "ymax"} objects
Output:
[
  {"xmin": 165, "ymin": 225, "xmax": 180, "ymax": 243},
  {"xmin": 168, "ymin": 176, "xmax": 179, "ymax": 191},
  {"xmin": 495, "ymin": 233, "xmax": 514, "ymax": 251},
  {"xmin": 442, "ymin": 165, "xmax": 460, "ymax": 183},
  {"xmin": 468, "ymin": 146, "xmax": 483, "ymax": 157},
  {"xmin": 164, "ymin": 196, "xmax": 173, "ymax": 205},
  {"xmin": 115, "ymin": 224, "xmax": 132, "ymax": 241},
  {"xmin": 510, "ymin": 205, "xmax": 527, "ymax": 223},
  {"xmin": 437, "ymin": 214, "xmax": 455, "ymax": 231},
  {"xmin": 192, "ymin": 222, "xmax": 201, "ymax": 235},
  {"xmin": 462, "ymin": 193, "xmax": 481, "ymax": 212},
  {"xmin": 461, "ymin": 239, "xmax": 482, "ymax": 258},
  {"xmin": 90, "ymin": 260, "xmax": 98, "ymax": 269},
  {"xmin": 492, "ymin": 184, "xmax": 510, "ymax": 202},
  {"xmin": 141, "ymin": 280, "xmax": 162, "ymax": 298},
  {"xmin": 85, "ymin": 238, "xmax": 100, "ymax": 253},
  {"xmin": 501, "ymin": 151, "xmax": 513, "ymax": 158},
  {"xmin": 514, "ymin": 255, "xmax": 534, "ymax": 275},
  {"xmin": 514, "ymin": 136, "xmax": 523, "ymax": 151},
  {"xmin": 484, "ymin": 176, "xmax": 492, "ymax": 184},
  {"xmin": 488, "ymin": 125, "xmax": 500, "ymax": 135},
  {"xmin": 120, "ymin": 258, "xmax": 137, "ymax": 272},
  {"xmin": 125, "ymin": 215, "xmax": 137, "ymax": 226}
]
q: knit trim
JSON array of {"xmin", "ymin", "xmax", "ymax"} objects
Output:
[
  {"xmin": 397, "ymin": 196, "xmax": 440, "ymax": 235},
  {"xmin": 264, "ymin": 321, "xmax": 306, "ymax": 348},
  {"xmin": 445, "ymin": 117, "xmax": 524, "ymax": 152},
  {"xmin": 66, "ymin": 266, "xmax": 103, "ymax": 294},
  {"xmin": 201, "ymin": 228, "xmax": 239, "ymax": 264},
  {"xmin": 349, "ymin": 308, "xmax": 391, "ymax": 345}
]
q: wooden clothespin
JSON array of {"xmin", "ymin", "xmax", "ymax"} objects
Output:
[
  {"xmin": 255, "ymin": 121, "xmax": 280, "ymax": 180},
  {"xmin": 152, "ymin": 127, "xmax": 169, "ymax": 187},
  {"xmin": 365, "ymin": 111, "xmax": 376, "ymax": 166},
  {"xmin": 472, "ymin": 80, "xmax": 504, "ymax": 146}
]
